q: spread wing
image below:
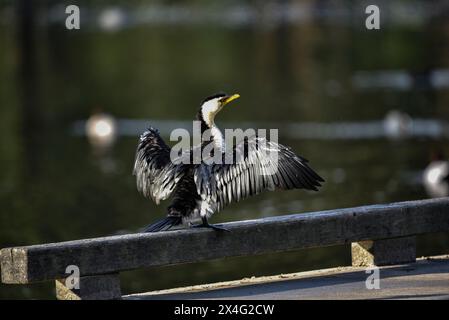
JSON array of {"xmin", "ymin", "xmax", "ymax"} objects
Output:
[
  {"xmin": 133, "ymin": 128, "xmax": 185, "ymax": 204},
  {"xmin": 193, "ymin": 136, "xmax": 324, "ymax": 214}
]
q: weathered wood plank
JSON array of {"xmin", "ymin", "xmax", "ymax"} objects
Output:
[
  {"xmin": 1, "ymin": 198, "xmax": 449, "ymax": 284},
  {"xmin": 124, "ymin": 255, "xmax": 449, "ymax": 300}
]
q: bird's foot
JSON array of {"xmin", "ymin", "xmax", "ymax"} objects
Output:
[{"xmin": 191, "ymin": 223, "xmax": 230, "ymax": 232}]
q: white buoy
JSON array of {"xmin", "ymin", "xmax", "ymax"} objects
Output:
[
  {"xmin": 98, "ymin": 7, "xmax": 125, "ymax": 31},
  {"xmin": 383, "ymin": 110, "xmax": 412, "ymax": 139},
  {"xmin": 85, "ymin": 113, "xmax": 117, "ymax": 149}
]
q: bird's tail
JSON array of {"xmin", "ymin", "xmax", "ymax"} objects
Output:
[{"xmin": 142, "ymin": 216, "xmax": 182, "ymax": 233}]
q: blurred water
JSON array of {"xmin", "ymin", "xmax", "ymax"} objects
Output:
[
  {"xmin": 72, "ymin": 117, "xmax": 449, "ymax": 140},
  {"xmin": 1, "ymin": 0, "xmax": 449, "ymax": 299}
]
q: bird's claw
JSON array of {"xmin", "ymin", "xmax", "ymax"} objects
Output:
[{"xmin": 191, "ymin": 223, "xmax": 230, "ymax": 232}]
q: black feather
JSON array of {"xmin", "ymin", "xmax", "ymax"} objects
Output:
[
  {"xmin": 202, "ymin": 92, "xmax": 227, "ymax": 103},
  {"xmin": 143, "ymin": 216, "xmax": 182, "ymax": 232}
]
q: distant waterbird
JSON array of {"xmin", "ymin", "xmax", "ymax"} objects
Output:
[
  {"xmin": 133, "ymin": 93, "xmax": 324, "ymax": 232},
  {"xmin": 423, "ymin": 151, "xmax": 449, "ymax": 198}
]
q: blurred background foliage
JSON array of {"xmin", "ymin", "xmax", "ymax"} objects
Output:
[{"xmin": 1, "ymin": 0, "xmax": 449, "ymax": 298}]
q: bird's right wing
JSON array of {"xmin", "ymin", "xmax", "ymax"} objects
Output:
[{"xmin": 133, "ymin": 128, "xmax": 185, "ymax": 204}]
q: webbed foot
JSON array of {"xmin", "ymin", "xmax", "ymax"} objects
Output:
[{"xmin": 191, "ymin": 217, "xmax": 230, "ymax": 232}]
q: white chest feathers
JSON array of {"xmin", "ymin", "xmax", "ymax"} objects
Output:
[{"xmin": 210, "ymin": 126, "xmax": 225, "ymax": 151}]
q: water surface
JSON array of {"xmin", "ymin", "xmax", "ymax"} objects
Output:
[{"xmin": 1, "ymin": 1, "xmax": 449, "ymax": 299}]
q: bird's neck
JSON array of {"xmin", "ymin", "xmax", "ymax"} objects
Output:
[
  {"xmin": 209, "ymin": 125, "xmax": 225, "ymax": 152},
  {"xmin": 197, "ymin": 109, "xmax": 225, "ymax": 152}
]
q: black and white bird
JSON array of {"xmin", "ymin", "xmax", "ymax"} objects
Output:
[
  {"xmin": 423, "ymin": 151, "xmax": 449, "ymax": 198},
  {"xmin": 133, "ymin": 93, "xmax": 324, "ymax": 232}
]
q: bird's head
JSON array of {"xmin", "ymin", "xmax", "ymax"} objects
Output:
[{"xmin": 199, "ymin": 93, "xmax": 240, "ymax": 127}]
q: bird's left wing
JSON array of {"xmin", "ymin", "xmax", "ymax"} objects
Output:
[
  {"xmin": 133, "ymin": 128, "xmax": 186, "ymax": 204},
  {"xmin": 193, "ymin": 136, "xmax": 324, "ymax": 214}
]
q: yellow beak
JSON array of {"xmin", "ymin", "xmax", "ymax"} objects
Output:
[{"xmin": 222, "ymin": 94, "xmax": 240, "ymax": 106}]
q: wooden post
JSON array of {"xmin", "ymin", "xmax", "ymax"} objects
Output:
[
  {"xmin": 55, "ymin": 273, "xmax": 121, "ymax": 300},
  {"xmin": 351, "ymin": 236, "xmax": 416, "ymax": 266}
]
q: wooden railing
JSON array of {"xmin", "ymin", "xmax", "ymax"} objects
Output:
[{"xmin": 1, "ymin": 198, "xmax": 449, "ymax": 299}]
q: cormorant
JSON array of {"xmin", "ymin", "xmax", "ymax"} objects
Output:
[{"xmin": 133, "ymin": 93, "xmax": 324, "ymax": 232}]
